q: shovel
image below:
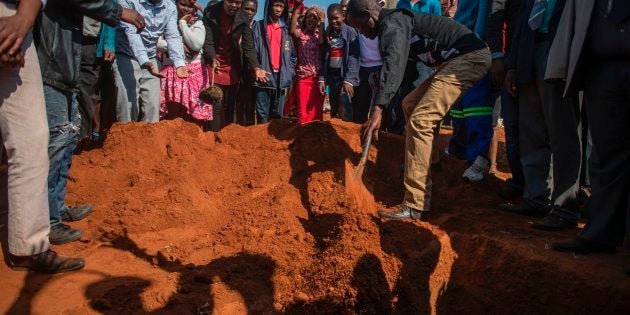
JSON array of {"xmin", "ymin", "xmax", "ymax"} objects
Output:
[{"xmin": 344, "ymin": 72, "xmax": 379, "ymax": 214}]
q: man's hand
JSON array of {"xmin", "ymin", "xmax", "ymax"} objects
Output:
[
  {"xmin": 254, "ymin": 67, "xmax": 270, "ymax": 84},
  {"xmin": 121, "ymin": 8, "xmax": 146, "ymax": 33},
  {"xmin": 176, "ymin": 66, "xmax": 192, "ymax": 78},
  {"xmin": 319, "ymin": 82, "xmax": 326, "ymax": 95},
  {"xmin": 144, "ymin": 62, "xmax": 165, "ymax": 78},
  {"xmin": 490, "ymin": 59, "xmax": 505, "ymax": 87},
  {"xmin": 361, "ymin": 105, "xmax": 383, "ymax": 142},
  {"xmin": 0, "ymin": 0, "xmax": 40, "ymax": 57},
  {"xmin": 103, "ymin": 49, "xmax": 115, "ymax": 62},
  {"xmin": 342, "ymin": 82, "xmax": 354, "ymax": 98},
  {"xmin": 504, "ymin": 69, "xmax": 518, "ymax": 97}
]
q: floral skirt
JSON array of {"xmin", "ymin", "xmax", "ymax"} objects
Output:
[{"xmin": 160, "ymin": 60, "xmax": 213, "ymax": 121}]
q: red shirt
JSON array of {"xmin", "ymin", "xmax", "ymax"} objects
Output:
[
  {"xmin": 267, "ymin": 21, "xmax": 283, "ymax": 72},
  {"xmin": 215, "ymin": 14, "xmax": 239, "ymax": 85}
]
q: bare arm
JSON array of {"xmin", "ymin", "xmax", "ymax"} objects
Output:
[{"xmin": 290, "ymin": 5, "xmax": 302, "ymax": 39}]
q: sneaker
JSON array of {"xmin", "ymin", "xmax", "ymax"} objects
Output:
[
  {"xmin": 60, "ymin": 203, "xmax": 93, "ymax": 222},
  {"xmin": 378, "ymin": 205, "xmax": 427, "ymax": 221},
  {"xmin": 9, "ymin": 250, "xmax": 85, "ymax": 273},
  {"xmin": 462, "ymin": 156, "xmax": 490, "ymax": 182},
  {"xmin": 49, "ymin": 223, "xmax": 83, "ymax": 245}
]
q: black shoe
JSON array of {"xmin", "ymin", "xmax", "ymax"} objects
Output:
[
  {"xmin": 533, "ymin": 213, "xmax": 577, "ymax": 231},
  {"xmin": 61, "ymin": 204, "xmax": 93, "ymax": 222},
  {"xmin": 625, "ymin": 263, "xmax": 630, "ymax": 276},
  {"xmin": 9, "ymin": 250, "xmax": 85, "ymax": 273},
  {"xmin": 498, "ymin": 202, "xmax": 548, "ymax": 217},
  {"xmin": 49, "ymin": 223, "xmax": 83, "ymax": 245},
  {"xmin": 498, "ymin": 180, "xmax": 523, "ymax": 200},
  {"xmin": 552, "ymin": 237, "xmax": 616, "ymax": 254},
  {"xmin": 378, "ymin": 205, "xmax": 427, "ymax": 221}
]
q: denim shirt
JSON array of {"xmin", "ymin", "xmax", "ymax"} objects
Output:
[{"xmin": 116, "ymin": 0, "xmax": 185, "ymax": 67}]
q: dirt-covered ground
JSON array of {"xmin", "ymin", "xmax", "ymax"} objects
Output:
[{"xmin": 1, "ymin": 119, "xmax": 628, "ymax": 314}]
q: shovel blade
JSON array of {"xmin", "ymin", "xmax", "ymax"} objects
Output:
[{"xmin": 344, "ymin": 159, "xmax": 377, "ymax": 214}]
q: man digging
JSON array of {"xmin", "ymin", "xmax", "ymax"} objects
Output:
[{"xmin": 346, "ymin": 0, "xmax": 490, "ymax": 220}]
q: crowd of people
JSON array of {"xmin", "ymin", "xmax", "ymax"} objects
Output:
[{"xmin": 0, "ymin": 0, "xmax": 627, "ymax": 276}]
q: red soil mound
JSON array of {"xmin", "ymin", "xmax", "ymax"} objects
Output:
[{"xmin": 1, "ymin": 119, "xmax": 628, "ymax": 314}]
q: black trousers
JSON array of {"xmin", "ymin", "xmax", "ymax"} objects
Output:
[
  {"xmin": 581, "ymin": 59, "xmax": 630, "ymax": 248},
  {"xmin": 77, "ymin": 41, "xmax": 100, "ymax": 139}
]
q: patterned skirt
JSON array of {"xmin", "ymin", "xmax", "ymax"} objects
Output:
[{"xmin": 160, "ymin": 60, "xmax": 213, "ymax": 121}]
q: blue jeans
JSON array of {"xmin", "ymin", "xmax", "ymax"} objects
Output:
[
  {"xmin": 44, "ymin": 85, "xmax": 80, "ymax": 226},
  {"xmin": 327, "ymin": 75, "xmax": 353, "ymax": 121},
  {"xmin": 255, "ymin": 74, "xmax": 286, "ymax": 124}
]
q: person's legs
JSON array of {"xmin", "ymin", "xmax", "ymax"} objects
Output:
[
  {"xmin": 255, "ymin": 88, "xmax": 271, "ymax": 123},
  {"xmin": 500, "ymin": 88, "xmax": 525, "ymax": 190},
  {"xmin": 223, "ymin": 84, "xmax": 238, "ymax": 125},
  {"xmin": 352, "ymin": 67, "xmax": 378, "ymax": 123},
  {"xmin": 44, "ymin": 85, "xmax": 77, "ymax": 227},
  {"xmin": 0, "ymin": 26, "xmax": 50, "ymax": 256},
  {"xmin": 447, "ymin": 101, "xmax": 467, "ymax": 160},
  {"xmin": 328, "ymin": 76, "xmax": 343, "ymax": 118},
  {"xmin": 537, "ymin": 86, "xmax": 582, "ymax": 228},
  {"xmin": 578, "ymin": 61, "xmax": 630, "ymax": 247},
  {"xmin": 401, "ymin": 49, "xmax": 491, "ymax": 213},
  {"xmin": 462, "ymin": 75, "xmax": 493, "ymax": 164},
  {"xmin": 138, "ymin": 58, "xmax": 161, "ymax": 122},
  {"xmin": 113, "ymin": 54, "xmax": 140, "ymax": 122},
  {"xmin": 515, "ymin": 42, "xmax": 552, "ymax": 211},
  {"xmin": 77, "ymin": 41, "xmax": 99, "ymax": 139}
]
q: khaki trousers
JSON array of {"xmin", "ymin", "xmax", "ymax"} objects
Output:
[
  {"xmin": 402, "ymin": 49, "xmax": 491, "ymax": 211},
  {"xmin": 0, "ymin": 3, "xmax": 51, "ymax": 256}
]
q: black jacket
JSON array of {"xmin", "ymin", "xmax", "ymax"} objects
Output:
[
  {"xmin": 375, "ymin": 8, "xmax": 486, "ymax": 106},
  {"xmin": 486, "ymin": 0, "xmax": 523, "ymax": 59},
  {"xmin": 504, "ymin": 0, "xmax": 566, "ymax": 84},
  {"xmin": 34, "ymin": 0, "xmax": 121, "ymax": 91},
  {"xmin": 202, "ymin": 1, "xmax": 260, "ymax": 71}
]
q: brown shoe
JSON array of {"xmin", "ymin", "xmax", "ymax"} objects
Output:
[{"xmin": 9, "ymin": 250, "xmax": 85, "ymax": 273}]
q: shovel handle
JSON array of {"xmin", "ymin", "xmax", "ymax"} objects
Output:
[{"xmin": 359, "ymin": 130, "xmax": 373, "ymax": 165}]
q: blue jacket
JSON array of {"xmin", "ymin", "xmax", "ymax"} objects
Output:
[
  {"xmin": 319, "ymin": 24, "xmax": 360, "ymax": 86},
  {"xmin": 251, "ymin": 0, "xmax": 296, "ymax": 89},
  {"xmin": 454, "ymin": 0, "xmax": 491, "ymax": 39},
  {"xmin": 396, "ymin": 0, "xmax": 442, "ymax": 15}
]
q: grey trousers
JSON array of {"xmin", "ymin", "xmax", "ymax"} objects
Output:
[
  {"xmin": 113, "ymin": 54, "xmax": 161, "ymax": 122},
  {"xmin": 517, "ymin": 40, "xmax": 581, "ymax": 221},
  {"xmin": 0, "ymin": 2, "xmax": 51, "ymax": 256}
]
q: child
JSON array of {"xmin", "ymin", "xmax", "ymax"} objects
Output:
[
  {"xmin": 160, "ymin": 0, "xmax": 212, "ymax": 124},
  {"xmin": 252, "ymin": 0, "xmax": 297, "ymax": 123},
  {"xmin": 290, "ymin": 3, "xmax": 325, "ymax": 124},
  {"xmin": 203, "ymin": 0, "xmax": 264, "ymax": 131},
  {"xmin": 319, "ymin": 3, "xmax": 359, "ymax": 122}
]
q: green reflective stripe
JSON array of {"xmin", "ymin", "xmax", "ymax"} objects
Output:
[
  {"xmin": 449, "ymin": 110, "xmax": 464, "ymax": 114},
  {"xmin": 462, "ymin": 106, "xmax": 494, "ymax": 112},
  {"xmin": 463, "ymin": 111, "xmax": 493, "ymax": 117}
]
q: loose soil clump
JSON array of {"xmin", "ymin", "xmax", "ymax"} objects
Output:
[{"xmin": 0, "ymin": 119, "xmax": 628, "ymax": 314}]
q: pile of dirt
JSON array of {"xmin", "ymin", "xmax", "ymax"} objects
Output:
[{"xmin": 1, "ymin": 119, "xmax": 628, "ymax": 314}]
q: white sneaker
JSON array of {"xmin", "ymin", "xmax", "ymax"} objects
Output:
[{"xmin": 462, "ymin": 156, "xmax": 490, "ymax": 182}]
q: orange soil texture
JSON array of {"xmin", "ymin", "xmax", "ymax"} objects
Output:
[{"xmin": 1, "ymin": 119, "xmax": 629, "ymax": 314}]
